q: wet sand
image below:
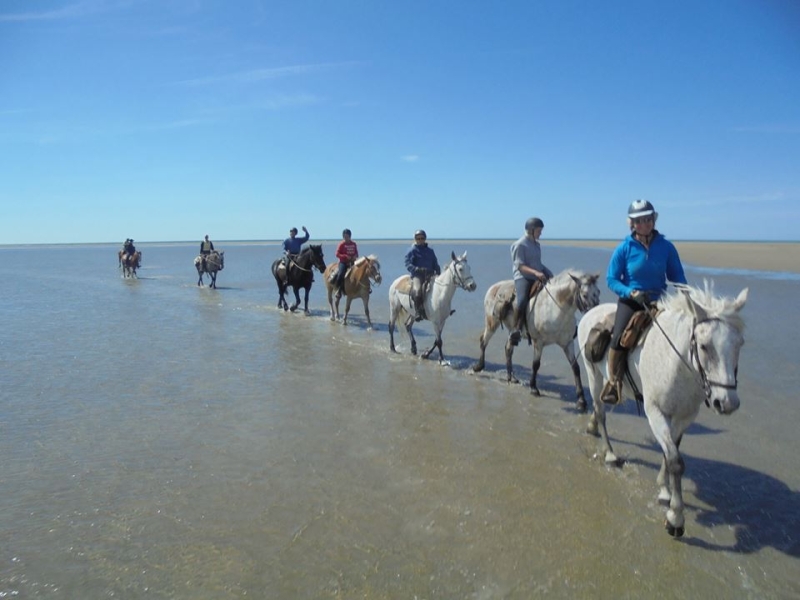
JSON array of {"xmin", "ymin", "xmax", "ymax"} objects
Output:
[{"xmin": 546, "ymin": 240, "xmax": 800, "ymax": 274}]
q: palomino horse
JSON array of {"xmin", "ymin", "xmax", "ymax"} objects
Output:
[
  {"xmin": 194, "ymin": 251, "xmax": 225, "ymax": 288},
  {"xmin": 388, "ymin": 251, "xmax": 477, "ymax": 362},
  {"xmin": 472, "ymin": 270, "xmax": 601, "ymax": 412},
  {"xmin": 323, "ymin": 255, "xmax": 382, "ymax": 328},
  {"xmin": 577, "ymin": 282, "xmax": 747, "ymax": 537},
  {"xmin": 271, "ymin": 245, "xmax": 327, "ymax": 313},
  {"xmin": 119, "ymin": 250, "xmax": 142, "ymax": 279}
]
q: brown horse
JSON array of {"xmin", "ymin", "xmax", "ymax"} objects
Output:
[
  {"xmin": 323, "ymin": 255, "xmax": 382, "ymax": 328},
  {"xmin": 119, "ymin": 250, "xmax": 142, "ymax": 278}
]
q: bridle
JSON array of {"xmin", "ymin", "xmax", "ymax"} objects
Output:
[
  {"xmin": 432, "ymin": 258, "xmax": 473, "ymax": 290},
  {"xmin": 651, "ymin": 311, "xmax": 739, "ymax": 408}
]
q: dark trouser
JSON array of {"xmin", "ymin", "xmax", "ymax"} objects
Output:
[
  {"xmin": 513, "ymin": 278, "xmax": 534, "ymax": 331},
  {"xmin": 610, "ymin": 297, "xmax": 644, "ymax": 350},
  {"xmin": 335, "ymin": 262, "xmax": 347, "ymax": 291}
]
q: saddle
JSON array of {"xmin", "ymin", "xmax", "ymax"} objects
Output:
[
  {"xmin": 585, "ymin": 307, "xmax": 657, "ymax": 363},
  {"xmin": 395, "ymin": 275, "xmax": 432, "ymax": 296},
  {"xmin": 495, "ymin": 279, "xmax": 545, "ymax": 324}
]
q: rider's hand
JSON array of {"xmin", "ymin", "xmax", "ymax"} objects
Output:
[
  {"xmin": 302, "ymin": 226, "xmax": 308, "ymax": 232},
  {"xmin": 630, "ymin": 290, "xmax": 650, "ymax": 306}
]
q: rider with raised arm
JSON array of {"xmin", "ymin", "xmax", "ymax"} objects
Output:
[
  {"xmin": 281, "ymin": 226, "xmax": 309, "ymax": 274},
  {"xmin": 123, "ymin": 238, "xmax": 136, "ymax": 258},
  {"xmin": 404, "ymin": 229, "xmax": 440, "ymax": 321},
  {"xmin": 509, "ymin": 217, "xmax": 553, "ymax": 346},
  {"xmin": 601, "ymin": 199, "xmax": 687, "ymax": 404}
]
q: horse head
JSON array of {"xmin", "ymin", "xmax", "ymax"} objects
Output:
[
  {"xmin": 673, "ymin": 283, "xmax": 748, "ymax": 415},
  {"xmin": 569, "ymin": 272, "xmax": 601, "ymax": 313},
  {"xmin": 365, "ymin": 255, "xmax": 382, "ymax": 285},
  {"xmin": 217, "ymin": 251, "xmax": 225, "ymax": 270},
  {"xmin": 309, "ymin": 244, "xmax": 326, "ymax": 273},
  {"xmin": 449, "ymin": 251, "xmax": 477, "ymax": 292}
]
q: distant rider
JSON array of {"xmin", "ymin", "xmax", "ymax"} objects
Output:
[
  {"xmin": 509, "ymin": 217, "xmax": 553, "ymax": 345},
  {"xmin": 404, "ymin": 230, "xmax": 440, "ymax": 321},
  {"xmin": 334, "ymin": 228, "xmax": 358, "ymax": 298},
  {"xmin": 123, "ymin": 238, "xmax": 136, "ymax": 258},
  {"xmin": 199, "ymin": 234, "xmax": 215, "ymax": 270},
  {"xmin": 281, "ymin": 226, "xmax": 310, "ymax": 275}
]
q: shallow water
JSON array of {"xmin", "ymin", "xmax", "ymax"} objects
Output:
[{"xmin": 1, "ymin": 242, "xmax": 798, "ymax": 598}]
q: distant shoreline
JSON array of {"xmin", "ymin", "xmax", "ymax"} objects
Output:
[{"xmin": 2, "ymin": 239, "xmax": 798, "ymax": 273}]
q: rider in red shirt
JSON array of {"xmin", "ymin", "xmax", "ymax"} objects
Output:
[{"xmin": 334, "ymin": 229, "xmax": 358, "ymax": 297}]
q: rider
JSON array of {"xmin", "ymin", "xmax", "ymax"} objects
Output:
[
  {"xmin": 123, "ymin": 238, "xmax": 136, "ymax": 258},
  {"xmin": 199, "ymin": 234, "xmax": 215, "ymax": 270},
  {"xmin": 334, "ymin": 228, "xmax": 358, "ymax": 298},
  {"xmin": 404, "ymin": 229, "xmax": 440, "ymax": 321},
  {"xmin": 281, "ymin": 226, "xmax": 310, "ymax": 275},
  {"xmin": 601, "ymin": 199, "xmax": 687, "ymax": 404},
  {"xmin": 509, "ymin": 217, "xmax": 553, "ymax": 346}
]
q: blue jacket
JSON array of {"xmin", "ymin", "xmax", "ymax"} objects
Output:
[
  {"xmin": 607, "ymin": 232, "xmax": 687, "ymax": 301},
  {"xmin": 405, "ymin": 243, "xmax": 441, "ymax": 279},
  {"xmin": 283, "ymin": 232, "xmax": 309, "ymax": 255}
]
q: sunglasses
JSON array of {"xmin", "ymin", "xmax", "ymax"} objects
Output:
[{"xmin": 632, "ymin": 216, "xmax": 654, "ymax": 225}]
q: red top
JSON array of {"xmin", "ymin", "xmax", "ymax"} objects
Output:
[{"xmin": 336, "ymin": 240, "xmax": 358, "ymax": 264}]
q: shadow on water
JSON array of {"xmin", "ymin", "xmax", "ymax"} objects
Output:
[
  {"xmin": 604, "ymin": 437, "xmax": 800, "ymax": 557},
  {"xmin": 684, "ymin": 455, "xmax": 800, "ymax": 556}
]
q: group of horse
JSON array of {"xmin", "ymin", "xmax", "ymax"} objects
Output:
[
  {"xmin": 122, "ymin": 242, "xmax": 747, "ymax": 538},
  {"xmin": 268, "ymin": 244, "xmax": 750, "ymax": 538}
]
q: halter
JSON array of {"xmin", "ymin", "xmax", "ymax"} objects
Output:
[
  {"xmin": 651, "ymin": 312, "xmax": 739, "ymax": 408},
  {"xmin": 433, "ymin": 258, "xmax": 473, "ymax": 290}
]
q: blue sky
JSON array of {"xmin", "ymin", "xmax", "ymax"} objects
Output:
[{"xmin": 2, "ymin": 0, "xmax": 799, "ymax": 244}]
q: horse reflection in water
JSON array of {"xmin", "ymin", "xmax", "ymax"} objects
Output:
[
  {"xmin": 195, "ymin": 251, "xmax": 224, "ymax": 288},
  {"xmin": 388, "ymin": 251, "xmax": 476, "ymax": 363},
  {"xmin": 578, "ymin": 282, "xmax": 748, "ymax": 537},
  {"xmin": 271, "ymin": 244, "xmax": 326, "ymax": 313},
  {"xmin": 473, "ymin": 270, "xmax": 601, "ymax": 412},
  {"xmin": 323, "ymin": 255, "xmax": 382, "ymax": 329},
  {"xmin": 119, "ymin": 250, "xmax": 142, "ymax": 279}
]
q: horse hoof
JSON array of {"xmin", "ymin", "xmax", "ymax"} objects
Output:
[
  {"xmin": 507, "ymin": 375, "xmax": 519, "ymax": 384},
  {"xmin": 530, "ymin": 387, "xmax": 541, "ymax": 397},
  {"xmin": 576, "ymin": 399, "xmax": 588, "ymax": 413},
  {"xmin": 472, "ymin": 363, "xmax": 484, "ymax": 373},
  {"xmin": 665, "ymin": 521, "xmax": 684, "ymax": 538}
]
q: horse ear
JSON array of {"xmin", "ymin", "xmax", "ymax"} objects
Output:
[
  {"xmin": 569, "ymin": 273, "xmax": 579, "ymax": 283},
  {"xmin": 733, "ymin": 288, "xmax": 749, "ymax": 312},
  {"xmin": 451, "ymin": 250, "xmax": 457, "ymax": 261},
  {"xmin": 680, "ymin": 288, "xmax": 708, "ymax": 321}
]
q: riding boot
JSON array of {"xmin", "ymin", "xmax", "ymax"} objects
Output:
[
  {"xmin": 600, "ymin": 347, "xmax": 628, "ymax": 405},
  {"xmin": 413, "ymin": 295, "xmax": 426, "ymax": 322},
  {"xmin": 509, "ymin": 306, "xmax": 526, "ymax": 346}
]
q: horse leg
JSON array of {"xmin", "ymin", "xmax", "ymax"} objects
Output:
[
  {"xmin": 648, "ymin": 411, "xmax": 686, "ymax": 537},
  {"xmin": 197, "ymin": 268, "xmax": 204, "ymax": 287},
  {"xmin": 362, "ymin": 296, "xmax": 373, "ymax": 330},
  {"xmin": 343, "ymin": 296, "xmax": 353, "ymax": 326},
  {"xmin": 503, "ymin": 338, "xmax": 520, "ymax": 384},
  {"xmin": 302, "ymin": 286, "xmax": 311, "ymax": 314},
  {"xmin": 528, "ymin": 342, "xmax": 544, "ymax": 396},
  {"xmin": 289, "ymin": 286, "xmax": 301, "ymax": 312},
  {"xmin": 562, "ymin": 343, "xmax": 587, "ymax": 413},
  {"xmin": 473, "ymin": 316, "xmax": 499, "ymax": 372},
  {"xmin": 405, "ymin": 318, "xmax": 417, "ymax": 355},
  {"xmin": 210, "ymin": 272, "xmax": 216, "ymax": 289}
]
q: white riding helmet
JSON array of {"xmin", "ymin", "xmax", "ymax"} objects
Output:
[{"xmin": 628, "ymin": 199, "xmax": 655, "ymax": 218}]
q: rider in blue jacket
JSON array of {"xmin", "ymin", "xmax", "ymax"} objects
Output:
[
  {"xmin": 281, "ymin": 226, "xmax": 309, "ymax": 272},
  {"xmin": 602, "ymin": 199, "xmax": 687, "ymax": 404},
  {"xmin": 404, "ymin": 230, "xmax": 441, "ymax": 321}
]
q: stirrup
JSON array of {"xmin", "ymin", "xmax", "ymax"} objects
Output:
[
  {"xmin": 509, "ymin": 330, "xmax": 522, "ymax": 346},
  {"xmin": 601, "ymin": 381, "xmax": 622, "ymax": 405}
]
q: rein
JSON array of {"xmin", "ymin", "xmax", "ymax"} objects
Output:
[
  {"xmin": 649, "ymin": 310, "xmax": 738, "ymax": 407},
  {"xmin": 433, "ymin": 259, "xmax": 472, "ymax": 290}
]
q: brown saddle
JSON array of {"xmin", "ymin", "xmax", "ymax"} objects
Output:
[
  {"xmin": 395, "ymin": 275, "xmax": 432, "ymax": 296},
  {"xmin": 586, "ymin": 308, "xmax": 656, "ymax": 362},
  {"xmin": 494, "ymin": 279, "xmax": 545, "ymax": 323}
]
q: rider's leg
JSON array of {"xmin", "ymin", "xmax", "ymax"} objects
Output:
[
  {"xmin": 411, "ymin": 276, "xmax": 425, "ymax": 321},
  {"xmin": 600, "ymin": 298, "xmax": 640, "ymax": 404},
  {"xmin": 335, "ymin": 262, "xmax": 347, "ymax": 297},
  {"xmin": 510, "ymin": 278, "xmax": 533, "ymax": 346}
]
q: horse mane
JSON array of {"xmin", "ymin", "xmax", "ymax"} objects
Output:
[
  {"xmin": 353, "ymin": 254, "xmax": 379, "ymax": 267},
  {"xmin": 660, "ymin": 280, "xmax": 745, "ymax": 332},
  {"xmin": 549, "ymin": 268, "xmax": 587, "ymax": 304}
]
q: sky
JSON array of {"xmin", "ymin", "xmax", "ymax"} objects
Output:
[{"xmin": 1, "ymin": 0, "xmax": 799, "ymax": 245}]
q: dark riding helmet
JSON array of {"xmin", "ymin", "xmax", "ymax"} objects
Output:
[
  {"xmin": 342, "ymin": 228, "xmax": 351, "ymax": 236},
  {"xmin": 414, "ymin": 229, "xmax": 427, "ymax": 239},
  {"xmin": 628, "ymin": 199, "xmax": 656, "ymax": 218},
  {"xmin": 290, "ymin": 227, "xmax": 298, "ymax": 234},
  {"xmin": 525, "ymin": 217, "xmax": 544, "ymax": 231}
]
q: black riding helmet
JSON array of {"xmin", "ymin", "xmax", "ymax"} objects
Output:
[{"xmin": 525, "ymin": 217, "xmax": 544, "ymax": 230}]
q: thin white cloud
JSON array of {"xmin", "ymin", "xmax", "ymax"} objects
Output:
[
  {"xmin": 401, "ymin": 155, "xmax": 420, "ymax": 162},
  {"xmin": 173, "ymin": 61, "xmax": 361, "ymax": 87}
]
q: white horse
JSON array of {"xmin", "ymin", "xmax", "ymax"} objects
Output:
[
  {"xmin": 577, "ymin": 282, "xmax": 748, "ymax": 537},
  {"xmin": 473, "ymin": 270, "xmax": 601, "ymax": 411},
  {"xmin": 388, "ymin": 251, "xmax": 477, "ymax": 362}
]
